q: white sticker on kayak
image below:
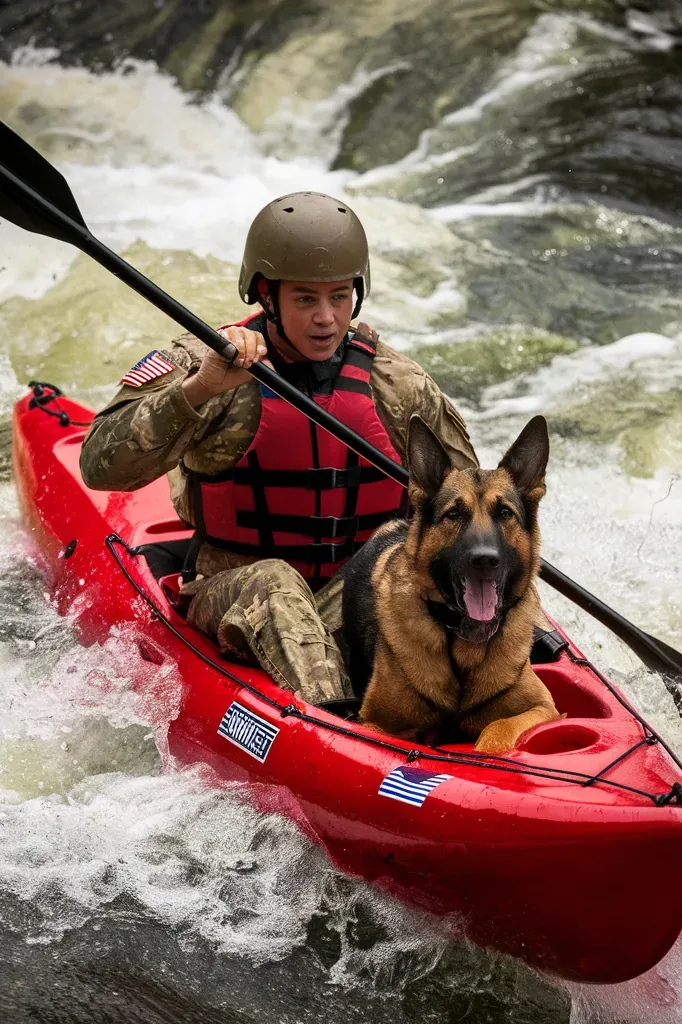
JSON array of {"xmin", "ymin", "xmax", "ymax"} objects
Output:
[
  {"xmin": 217, "ymin": 701, "xmax": 279, "ymax": 763},
  {"xmin": 379, "ymin": 766, "xmax": 453, "ymax": 807}
]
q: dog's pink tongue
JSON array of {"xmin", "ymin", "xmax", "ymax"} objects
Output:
[{"xmin": 463, "ymin": 579, "xmax": 498, "ymax": 621}]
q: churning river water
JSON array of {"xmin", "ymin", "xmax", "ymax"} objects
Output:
[{"xmin": 1, "ymin": 2, "xmax": 682, "ymax": 1020}]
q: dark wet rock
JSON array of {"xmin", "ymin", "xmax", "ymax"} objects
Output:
[{"xmin": 0, "ymin": 0, "xmax": 304, "ymax": 94}]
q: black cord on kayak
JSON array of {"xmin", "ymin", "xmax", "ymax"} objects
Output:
[
  {"xmin": 28, "ymin": 381, "xmax": 93, "ymax": 428},
  {"xmin": 656, "ymin": 782, "xmax": 682, "ymax": 806},
  {"xmin": 566, "ymin": 650, "xmax": 682, "ymax": 777},
  {"xmin": 104, "ymin": 533, "xmax": 682, "ymax": 808}
]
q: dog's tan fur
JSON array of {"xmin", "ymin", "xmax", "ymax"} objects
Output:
[{"xmin": 357, "ymin": 417, "xmax": 560, "ymax": 753}]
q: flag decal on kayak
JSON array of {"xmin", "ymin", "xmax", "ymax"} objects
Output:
[
  {"xmin": 378, "ymin": 766, "xmax": 453, "ymax": 807},
  {"xmin": 217, "ymin": 701, "xmax": 279, "ymax": 763},
  {"xmin": 120, "ymin": 350, "xmax": 175, "ymax": 387}
]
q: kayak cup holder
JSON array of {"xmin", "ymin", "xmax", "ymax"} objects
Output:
[{"xmin": 520, "ymin": 722, "xmax": 600, "ymax": 755}]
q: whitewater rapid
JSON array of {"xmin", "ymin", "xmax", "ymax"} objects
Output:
[{"xmin": 1, "ymin": 28, "xmax": 682, "ymax": 1024}]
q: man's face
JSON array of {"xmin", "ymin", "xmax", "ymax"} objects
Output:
[{"xmin": 276, "ymin": 279, "xmax": 354, "ymax": 361}]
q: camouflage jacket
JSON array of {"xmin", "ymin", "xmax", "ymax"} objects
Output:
[{"xmin": 80, "ymin": 320, "xmax": 478, "ymax": 577}]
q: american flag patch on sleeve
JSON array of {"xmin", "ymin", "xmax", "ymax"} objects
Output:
[
  {"xmin": 378, "ymin": 766, "xmax": 453, "ymax": 807},
  {"xmin": 119, "ymin": 350, "xmax": 176, "ymax": 387}
]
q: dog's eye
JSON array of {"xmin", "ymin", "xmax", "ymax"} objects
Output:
[
  {"xmin": 497, "ymin": 505, "xmax": 514, "ymax": 521},
  {"xmin": 442, "ymin": 507, "xmax": 462, "ymax": 521}
]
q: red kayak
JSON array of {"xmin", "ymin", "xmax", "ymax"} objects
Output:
[{"xmin": 12, "ymin": 384, "xmax": 682, "ymax": 985}]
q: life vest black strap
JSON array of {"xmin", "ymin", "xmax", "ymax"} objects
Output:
[
  {"xmin": 180, "ymin": 460, "xmax": 387, "ymax": 488},
  {"xmin": 343, "ymin": 449, "xmax": 360, "ymax": 526},
  {"xmin": 333, "ymin": 377, "xmax": 372, "ymax": 397},
  {"xmin": 342, "ymin": 346, "xmax": 374, "ymax": 376},
  {"xmin": 246, "ymin": 449, "xmax": 274, "ymax": 552},
  {"xmin": 182, "ymin": 474, "xmax": 207, "ymax": 583},
  {"xmin": 347, "ymin": 329, "xmax": 377, "ymax": 355},
  {"xmin": 234, "ymin": 507, "xmax": 402, "ymax": 539},
  {"xmin": 201, "ymin": 536, "xmax": 363, "ymax": 565}
]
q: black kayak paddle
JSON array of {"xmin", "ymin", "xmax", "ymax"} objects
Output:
[{"xmin": 1, "ymin": 120, "xmax": 681, "ymax": 687}]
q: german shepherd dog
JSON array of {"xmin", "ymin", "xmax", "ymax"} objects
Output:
[{"xmin": 341, "ymin": 415, "xmax": 560, "ymax": 753}]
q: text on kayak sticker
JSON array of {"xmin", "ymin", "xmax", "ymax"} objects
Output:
[
  {"xmin": 378, "ymin": 766, "xmax": 453, "ymax": 807},
  {"xmin": 217, "ymin": 701, "xmax": 279, "ymax": 763}
]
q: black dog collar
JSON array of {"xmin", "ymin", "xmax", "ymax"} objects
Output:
[{"xmin": 426, "ymin": 600, "xmax": 464, "ymax": 631}]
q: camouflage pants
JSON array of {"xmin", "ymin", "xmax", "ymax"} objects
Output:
[{"xmin": 183, "ymin": 560, "xmax": 352, "ymax": 705}]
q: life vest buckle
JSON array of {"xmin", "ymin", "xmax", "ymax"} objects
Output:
[
  {"xmin": 305, "ymin": 466, "xmax": 362, "ymax": 489},
  {"xmin": 307, "ymin": 541, "xmax": 356, "ymax": 564},
  {"xmin": 306, "ymin": 467, "xmax": 340, "ymax": 489}
]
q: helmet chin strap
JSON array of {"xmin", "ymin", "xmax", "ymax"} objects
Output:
[
  {"xmin": 261, "ymin": 280, "xmax": 307, "ymax": 358},
  {"xmin": 351, "ymin": 278, "xmax": 364, "ymax": 320},
  {"xmin": 260, "ymin": 278, "xmax": 365, "ymax": 359}
]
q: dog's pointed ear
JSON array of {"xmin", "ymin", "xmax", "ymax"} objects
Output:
[
  {"xmin": 407, "ymin": 416, "xmax": 460, "ymax": 500},
  {"xmin": 498, "ymin": 415, "xmax": 549, "ymax": 502}
]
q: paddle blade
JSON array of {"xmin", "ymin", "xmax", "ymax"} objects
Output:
[
  {"xmin": 0, "ymin": 120, "xmax": 88, "ymax": 244},
  {"xmin": 643, "ymin": 632, "xmax": 682, "ymax": 678}
]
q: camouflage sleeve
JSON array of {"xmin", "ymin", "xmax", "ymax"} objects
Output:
[
  {"xmin": 417, "ymin": 368, "xmax": 479, "ymax": 469},
  {"xmin": 371, "ymin": 340, "xmax": 479, "ymax": 469},
  {"xmin": 79, "ymin": 339, "xmax": 213, "ymax": 491}
]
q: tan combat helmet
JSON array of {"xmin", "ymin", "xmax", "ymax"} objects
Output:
[{"xmin": 239, "ymin": 192, "xmax": 371, "ymax": 311}]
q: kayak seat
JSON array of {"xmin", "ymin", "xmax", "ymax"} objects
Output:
[
  {"xmin": 317, "ymin": 697, "xmax": 362, "ymax": 720},
  {"xmin": 137, "ymin": 538, "xmax": 192, "ymax": 579}
]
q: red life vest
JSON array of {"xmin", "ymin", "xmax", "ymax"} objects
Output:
[{"xmin": 185, "ymin": 314, "xmax": 406, "ymax": 586}]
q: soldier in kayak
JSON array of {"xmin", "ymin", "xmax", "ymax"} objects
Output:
[{"xmin": 80, "ymin": 193, "xmax": 477, "ymax": 704}]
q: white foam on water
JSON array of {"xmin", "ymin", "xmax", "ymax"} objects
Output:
[
  {"xmin": 625, "ymin": 10, "xmax": 678, "ymax": 51},
  {"xmin": 0, "ymin": 349, "xmax": 23, "ymax": 415},
  {"xmin": 432, "ymin": 196, "xmax": 554, "ymax": 223},
  {"xmin": 353, "ymin": 139, "xmax": 483, "ymax": 189},
  {"xmin": 258, "ymin": 59, "xmax": 412, "ymax": 166},
  {"xmin": 569, "ymin": 11, "xmax": 677, "ymax": 54},
  {"xmin": 0, "ymin": 768, "xmax": 322, "ymax": 955},
  {"xmin": 0, "ymin": 52, "xmax": 346, "ymax": 297},
  {"xmin": 0, "ymin": 51, "xmax": 468, "ymax": 344},
  {"xmin": 472, "ymin": 332, "xmax": 680, "ymax": 419}
]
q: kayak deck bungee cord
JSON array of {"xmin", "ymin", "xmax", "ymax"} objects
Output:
[
  {"xmin": 106, "ymin": 533, "xmax": 682, "ymax": 807},
  {"xmin": 12, "ymin": 385, "xmax": 682, "ymax": 986}
]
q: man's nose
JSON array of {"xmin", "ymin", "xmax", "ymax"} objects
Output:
[{"xmin": 312, "ymin": 301, "xmax": 335, "ymax": 324}]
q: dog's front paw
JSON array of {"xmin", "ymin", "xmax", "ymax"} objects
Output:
[{"xmin": 474, "ymin": 720, "xmax": 519, "ymax": 754}]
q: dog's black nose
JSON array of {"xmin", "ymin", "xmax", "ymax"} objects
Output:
[{"xmin": 469, "ymin": 547, "xmax": 500, "ymax": 571}]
